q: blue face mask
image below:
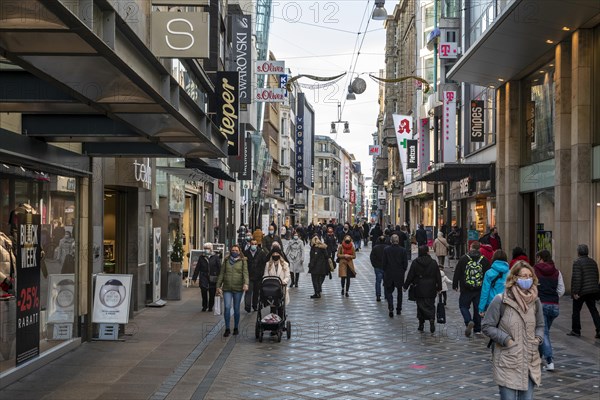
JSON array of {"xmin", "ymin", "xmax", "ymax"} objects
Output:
[
  {"xmin": 250, "ymin": 245, "xmax": 257, "ymax": 251},
  {"xmin": 517, "ymin": 278, "xmax": 533, "ymax": 290},
  {"xmin": 230, "ymin": 251, "xmax": 240, "ymax": 259},
  {"xmin": 293, "ymin": 236, "xmax": 299, "ymax": 240}
]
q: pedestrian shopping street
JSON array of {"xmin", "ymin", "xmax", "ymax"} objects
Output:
[{"xmin": 3, "ymin": 247, "xmax": 600, "ymax": 400}]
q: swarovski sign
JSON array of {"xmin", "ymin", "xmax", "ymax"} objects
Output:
[
  {"xmin": 231, "ymin": 14, "xmax": 252, "ymax": 104},
  {"xmin": 151, "ymin": 12, "xmax": 209, "ymax": 58}
]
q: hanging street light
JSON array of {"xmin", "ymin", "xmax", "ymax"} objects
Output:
[{"xmin": 372, "ymin": 0, "xmax": 388, "ymax": 20}]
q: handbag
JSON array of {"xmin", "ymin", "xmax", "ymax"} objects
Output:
[
  {"xmin": 408, "ymin": 284, "xmax": 417, "ymax": 301},
  {"xmin": 346, "ymin": 266, "xmax": 356, "ymax": 278},
  {"xmin": 436, "ymin": 302, "xmax": 446, "ymax": 324},
  {"xmin": 327, "ymin": 258, "xmax": 335, "ymax": 272},
  {"xmin": 213, "ymin": 295, "xmax": 222, "ymax": 316}
]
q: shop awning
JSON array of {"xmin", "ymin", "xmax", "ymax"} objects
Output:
[
  {"xmin": 447, "ymin": 0, "xmax": 600, "ymax": 86},
  {"xmin": 185, "ymin": 159, "xmax": 236, "ymax": 182},
  {"xmin": 0, "ymin": 1, "xmax": 227, "ymax": 158},
  {"xmin": 415, "ymin": 163, "xmax": 492, "ymax": 182}
]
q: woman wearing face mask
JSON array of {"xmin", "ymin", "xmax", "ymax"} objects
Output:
[
  {"xmin": 216, "ymin": 245, "xmax": 249, "ymax": 337},
  {"xmin": 263, "ymin": 248, "xmax": 291, "ymax": 320},
  {"xmin": 482, "ymin": 261, "xmax": 544, "ymax": 400},
  {"xmin": 285, "ymin": 232, "xmax": 305, "ymax": 288},
  {"xmin": 338, "ymin": 234, "xmax": 357, "ymax": 297}
]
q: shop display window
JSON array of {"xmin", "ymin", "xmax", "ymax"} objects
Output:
[{"xmin": 0, "ymin": 169, "xmax": 79, "ymax": 372}]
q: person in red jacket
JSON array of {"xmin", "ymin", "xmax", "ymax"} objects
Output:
[
  {"xmin": 479, "ymin": 243, "xmax": 494, "ymax": 264},
  {"xmin": 510, "ymin": 246, "xmax": 530, "ymax": 269}
]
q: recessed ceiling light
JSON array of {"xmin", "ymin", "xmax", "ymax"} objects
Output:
[
  {"xmin": 539, "ymin": 70, "xmax": 545, "ymax": 74},
  {"xmin": 498, "ymin": 78, "xmax": 504, "ymax": 82},
  {"xmin": 549, "ymin": 64, "xmax": 554, "ymax": 67},
  {"xmin": 562, "ymin": 26, "xmax": 570, "ymax": 31},
  {"xmin": 533, "ymin": 79, "xmax": 539, "ymax": 82},
  {"xmin": 546, "ymin": 39, "xmax": 554, "ymax": 44}
]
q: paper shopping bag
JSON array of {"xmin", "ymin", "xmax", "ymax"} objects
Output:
[{"xmin": 213, "ymin": 296, "xmax": 222, "ymax": 316}]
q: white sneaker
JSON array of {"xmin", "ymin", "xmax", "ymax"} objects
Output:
[{"xmin": 545, "ymin": 362, "xmax": 555, "ymax": 371}]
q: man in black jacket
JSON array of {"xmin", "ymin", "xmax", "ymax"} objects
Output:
[
  {"xmin": 370, "ymin": 236, "xmax": 388, "ymax": 302},
  {"xmin": 567, "ymin": 244, "xmax": 600, "ymax": 338},
  {"xmin": 415, "ymin": 224, "xmax": 427, "ymax": 247},
  {"xmin": 370, "ymin": 223, "xmax": 383, "ymax": 245},
  {"xmin": 244, "ymin": 239, "xmax": 268, "ymax": 312},
  {"xmin": 452, "ymin": 241, "xmax": 491, "ymax": 337},
  {"xmin": 383, "ymin": 234, "xmax": 408, "ymax": 317}
]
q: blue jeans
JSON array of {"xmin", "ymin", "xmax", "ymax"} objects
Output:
[
  {"xmin": 354, "ymin": 240, "xmax": 361, "ymax": 250},
  {"xmin": 539, "ymin": 303, "xmax": 559, "ymax": 362},
  {"xmin": 498, "ymin": 377, "xmax": 534, "ymax": 400},
  {"xmin": 374, "ymin": 268, "xmax": 384, "ymax": 297},
  {"xmin": 459, "ymin": 290, "xmax": 481, "ymax": 332},
  {"xmin": 223, "ymin": 291, "xmax": 243, "ymax": 330}
]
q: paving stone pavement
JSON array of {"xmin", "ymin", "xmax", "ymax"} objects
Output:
[{"xmin": 3, "ymin": 245, "xmax": 600, "ymax": 399}]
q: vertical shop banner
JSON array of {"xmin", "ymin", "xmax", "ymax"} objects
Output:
[
  {"xmin": 407, "ymin": 140, "xmax": 418, "ymax": 169},
  {"xmin": 153, "ymin": 227, "xmax": 162, "ymax": 303},
  {"xmin": 393, "ymin": 114, "xmax": 413, "ymax": 184},
  {"xmin": 536, "ymin": 230, "xmax": 552, "ymax": 253},
  {"xmin": 216, "ymin": 71, "xmax": 240, "ymax": 156},
  {"xmin": 295, "ymin": 105, "xmax": 305, "ymax": 193},
  {"xmin": 231, "ymin": 13, "xmax": 252, "ymax": 104},
  {"xmin": 470, "ymin": 100, "xmax": 485, "ymax": 143},
  {"xmin": 240, "ymin": 136, "xmax": 253, "ymax": 180},
  {"xmin": 419, "ymin": 118, "xmax": 431, "ymax": 175},
  {"xmin": 15, "ymin": 213, "xmax": 41, "ymax": 365},
  {"xmin": 92, "ymin": 274, "xmax": 133, "ymax": 324},
  {"xmin": 442, "ymin": 91, "xmax": 457, "ymax": 163}
]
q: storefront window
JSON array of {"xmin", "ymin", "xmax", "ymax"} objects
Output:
[
  {"xmin": 525, "ymin": 60, "xmax": 555, "ymax": 164},
  {"xmin": 0, "ymin": 168, "xmax": 79, "ymax": 373},
  {"xmin": 534, "ymin": 189, "xmax": 555, "ymax": 254}
]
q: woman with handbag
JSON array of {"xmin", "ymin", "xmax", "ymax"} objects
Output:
[
  {"xmin": 403, "ymin": 245, "xmax": 442, "ymax": 334},
  {"xmin": 216, "ymin": 245, "xmax": 248, "ymax": 337},
  {"xmin": 308, "ymin": 235, "xmax": 330, "ymax": 299},
  {"xmin": 191, "ymin": 242, "xmax": 222, "ymax": 312},
  {"xmin": 338, "ymin": 234, "xmax": 357, "ymax": 297}
]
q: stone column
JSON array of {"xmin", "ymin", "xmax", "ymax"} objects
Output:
[
  {"xmin": 496, "ymin": 87, "xmax": 506, "ymax": 245},
  {"xmin": 570, "ymin": 29, "xmax": 594, "ymax": 281},
  {"xmin": 553, "ymin": 40, "xmax": 573, "ymax": 285},
  {"xmin": 503, "ymin": 82, "xmax": 521, "ymax": 252}
]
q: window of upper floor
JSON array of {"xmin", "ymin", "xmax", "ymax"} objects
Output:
[{"xmin": 442, "ymin": 0, "xmax": 460, "ymax": 18}]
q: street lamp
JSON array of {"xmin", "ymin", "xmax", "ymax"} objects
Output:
[
  {"xmin": 372, "ymin": 0, "xmax": 387, "ymax": 20},
  {"xmin": 330, "ymin": 102, "xmax": 350, "ymax": 134},
  {"xmin": 346, "ymin": 84, "xmax": 356, "ymax": 100}
]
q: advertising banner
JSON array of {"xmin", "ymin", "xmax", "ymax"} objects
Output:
[
  {"xmin": 216, "ymin": 71, "xmax": 240, "ymax": 156},
  {"xmin": 419, "ymin": 118, "xmax": 430, "ymax": 175},
  {"xmin": 407, "ymin": 140, "xmax": 418, "ymax": 169},
  {"xmin": 255, "ymin": 60, "xmax": 285, "ymax": 74},
  {"xmin": 46, "ymin": 274, "xmax": 75, "ymax": 324},
  {"xmin": 150, "ymin": 12, "xmax": 209, "ymax": 58},
  {"xmin": 368, "ymin": 145, "xmax": 381, "ymax": 156},
  {"xmin": 536, "ymin": 230, "xmax": 552, "ymax": 253},
  {"xmin": 15, "ymin": 212, "xmax": 41, "ymax": 365},
  {"xmin": 295, "ymin": 103, "xmax": 305, "ymax": 193},
  {"xmin": 393, "ymin": 114, "xmax": 413, "ymax": 184},
  {"xmin": 350, "ymin": 190, "xmax": 356, "ymax": 204},
  {"xmin": 231, "ymin": 13, "xmax": 252, "ymax": 104},
  {"xmin": 442, "ymin": 91, "xmax": 457, "ymax": 163},
  {"xmin": 470, "ymin": 100, "xmax": 485, "ymax": 143},
  {"xmin": 152, "ymin": 228, "xmax": 162, "ymax": 303},
  {"xmin": 92, "ymin": 274, "xmax": 133, "ymax": 324}
]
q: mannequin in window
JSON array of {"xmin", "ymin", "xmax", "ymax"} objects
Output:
[{"xmin": 0, "ymin": 231, "xmax": 16, "ymax": 297}]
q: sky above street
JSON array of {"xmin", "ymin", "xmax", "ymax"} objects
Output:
[{"xmin": 269, "ymin": 0, "xmax": 387, "ymax": 178}]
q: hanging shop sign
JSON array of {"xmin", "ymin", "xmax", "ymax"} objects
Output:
[
  {"xmin": 419, "ymin": 118, "xmax": 430, "ymax": 175},
  {"xmin": 255, "ymin": 88, "xmax": 286, "ymax": 103},
  {"xmin": 439, "ymin": 41, "xmax": 458, "ymax": 59},
  {"xmin": 15, "ymin": 212, "xmax": 41, "ymax": 365},
  {"xmin": 393, "ymin": 114, "xmax": 413, "ymax": 184},
  {"xmin": 442, "ymin": 91, "xmax": 457, "ymax": 163},
  {"xmin": 151, "ymin": 11, "xmax": 209, "ymax": 58},
  {"xmin": 350, "ymin": 190, "xmax": 356, "ymax": 204},
  {"xmin": 204, "ymin": 192, "xmax": 213, "ymax": 203},
  {"xmin": 255, "ymin": 60, "xmax": 285, "ymax": 75},
  {"xmin": 152, "ymin": 227, "xmax": 162, "ymax": 304},
  {"xmin": 368, "ymin": 145, "xmax": 381, "ymax": 156},
  {"xmin": 46, "ymin": 274, "xmax": 75, "ymax": 324},
  {"xmin": 231, "ymin": 13, "xmax": 252, "ymax": 104},
  {"xmin": 133, "ymin": 159, "xmax": 152, "ymax": 189},
  {"xmin": 239, "ymin": 136, "xmax": 253, "ymax": 180},
  {"xmin": 216, "ymin": 71, "xmax": 240, "ymax": 156},
  {"xmin": 407, "ymin": 140, "xmax": 418, "ymax": 169},
  {"xmin": 344, "ymin": 165, "xmax": 350, "ymax": 199},
  {"xmin": 92, "ymin": 274, "xmax": 133, "ymax": 324},
  {"xmin": 53, "ymin": 176, "xmax": 76, "ymax": 193},
  {"xmin": 295, "ymin": 105, "xmax": 304, "ymax": 193},
  {"xmin": 470, "ymin": 100, "xmax": 485, "ymax": 143}
]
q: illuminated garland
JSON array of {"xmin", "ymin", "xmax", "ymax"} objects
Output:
[
  {"xmin": 368, "ymin": 74, "xmax": 431, "ymax": 94},
  {"xmin": 286, "ymin": 72, "xmax": 347, "ymax": 92}
]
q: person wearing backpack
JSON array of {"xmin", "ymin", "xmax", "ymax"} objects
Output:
[
  {"xmin": 453, "ymin": 241, "xmax": 491, "ymax": 337},
  {"xmin": 479, "ymin": 249, "xmax": 510, "ymax": 316}
]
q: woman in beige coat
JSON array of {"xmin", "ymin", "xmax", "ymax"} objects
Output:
[
  {"xmin": 432, "ymin": 231, "xmax": 449, "ymax": 267},
  {"xmin": 337, "ymin": 234, "xmax": 356, "ymax": 297},
  {"xmin": 263, "ymin": 247, "xmax": 291, "ymax": 306},
  {"xmin": 482, "ymin": 261, "xmax": 544, "ymax": 399}
]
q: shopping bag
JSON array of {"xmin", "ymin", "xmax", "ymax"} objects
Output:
[
  {"xmin": 213, "ymin": 296, "xmax": 222, "ymax": 316},
  {"xmin": 436, "ymin": 302, "xmax": 446, "ymax": 324}
]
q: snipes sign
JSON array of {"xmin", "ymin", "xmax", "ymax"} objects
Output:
[{"xmin": 216, "ymin": 72, "xmax": 240, "ymax": 156}]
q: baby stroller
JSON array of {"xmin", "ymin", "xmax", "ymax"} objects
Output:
[{"xmin": 255, "ymin": 276, "xmax": 291, "ymax": 342}]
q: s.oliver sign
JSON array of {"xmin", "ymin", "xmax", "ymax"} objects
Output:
[
  {"xmin": 255, "ymin": 60, "xmax": 285, "ymax": 75},
  {"xmin": 151, "ymin": 12, "xmax": 209, "ymax": 58},
  {"xmin": 216, "ymin": 71, "xmax": 240, "ymax": 156}
]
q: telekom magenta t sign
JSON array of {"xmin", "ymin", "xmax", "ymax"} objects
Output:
[{"xmin": 151, "ymin": 12, "xmax": 209, "ymax": 58}]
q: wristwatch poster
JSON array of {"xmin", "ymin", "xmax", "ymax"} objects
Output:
[
  {"xmin": 99, "ymin": 279, "xmax": 126, "ymax": 308},
  {"xmin": 92, "ymin": 274, "xmax": 133, "ymax": 324}
]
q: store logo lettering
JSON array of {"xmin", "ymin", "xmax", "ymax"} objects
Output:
[
  {"xmin": 219, "ymin": 77, "xmax": 238, "ymax": 147},
  {"xmin": 133, "ymin": 159, "xmax": 152, "ymax": 185},
  {"xmin": 165, "ymin": 18, "xmax": 195, "ymax": 51}
]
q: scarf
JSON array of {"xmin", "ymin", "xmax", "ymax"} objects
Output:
[
  {"xmin": 510, "ymin": 284, "xmax": 538, "ymax": 313},
  {"xmin": 341, "ymin": 240, "xmax": 354, "ymax": 255},
  {"xmin": 229, "ymin": 256, "xmax": 239, "ymax": 265}
]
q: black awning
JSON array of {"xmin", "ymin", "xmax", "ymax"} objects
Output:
[
  {"xmin": 185, "ymin": 159, "xmax": 236, "ymax": 182},
  {"xmin": 415, "ymin": 163, "xmax": 492, "ymax": 182}
]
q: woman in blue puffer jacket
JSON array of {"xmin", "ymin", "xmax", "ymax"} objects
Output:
[{"xmin": 479, "ymin": 249, "xmax": 510, "ymax": 316}]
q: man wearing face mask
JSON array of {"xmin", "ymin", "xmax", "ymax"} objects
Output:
[
  {"xmin": 244, "ymin": 239, "xmax": 267, "ymax": 312},
  {"xmin": 192, "ymin": 243, "xmax": 222, "ymax": 312},
  {"xmin": 262, "ymin": 224, "xmax": 283, "ymax": 252}
]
